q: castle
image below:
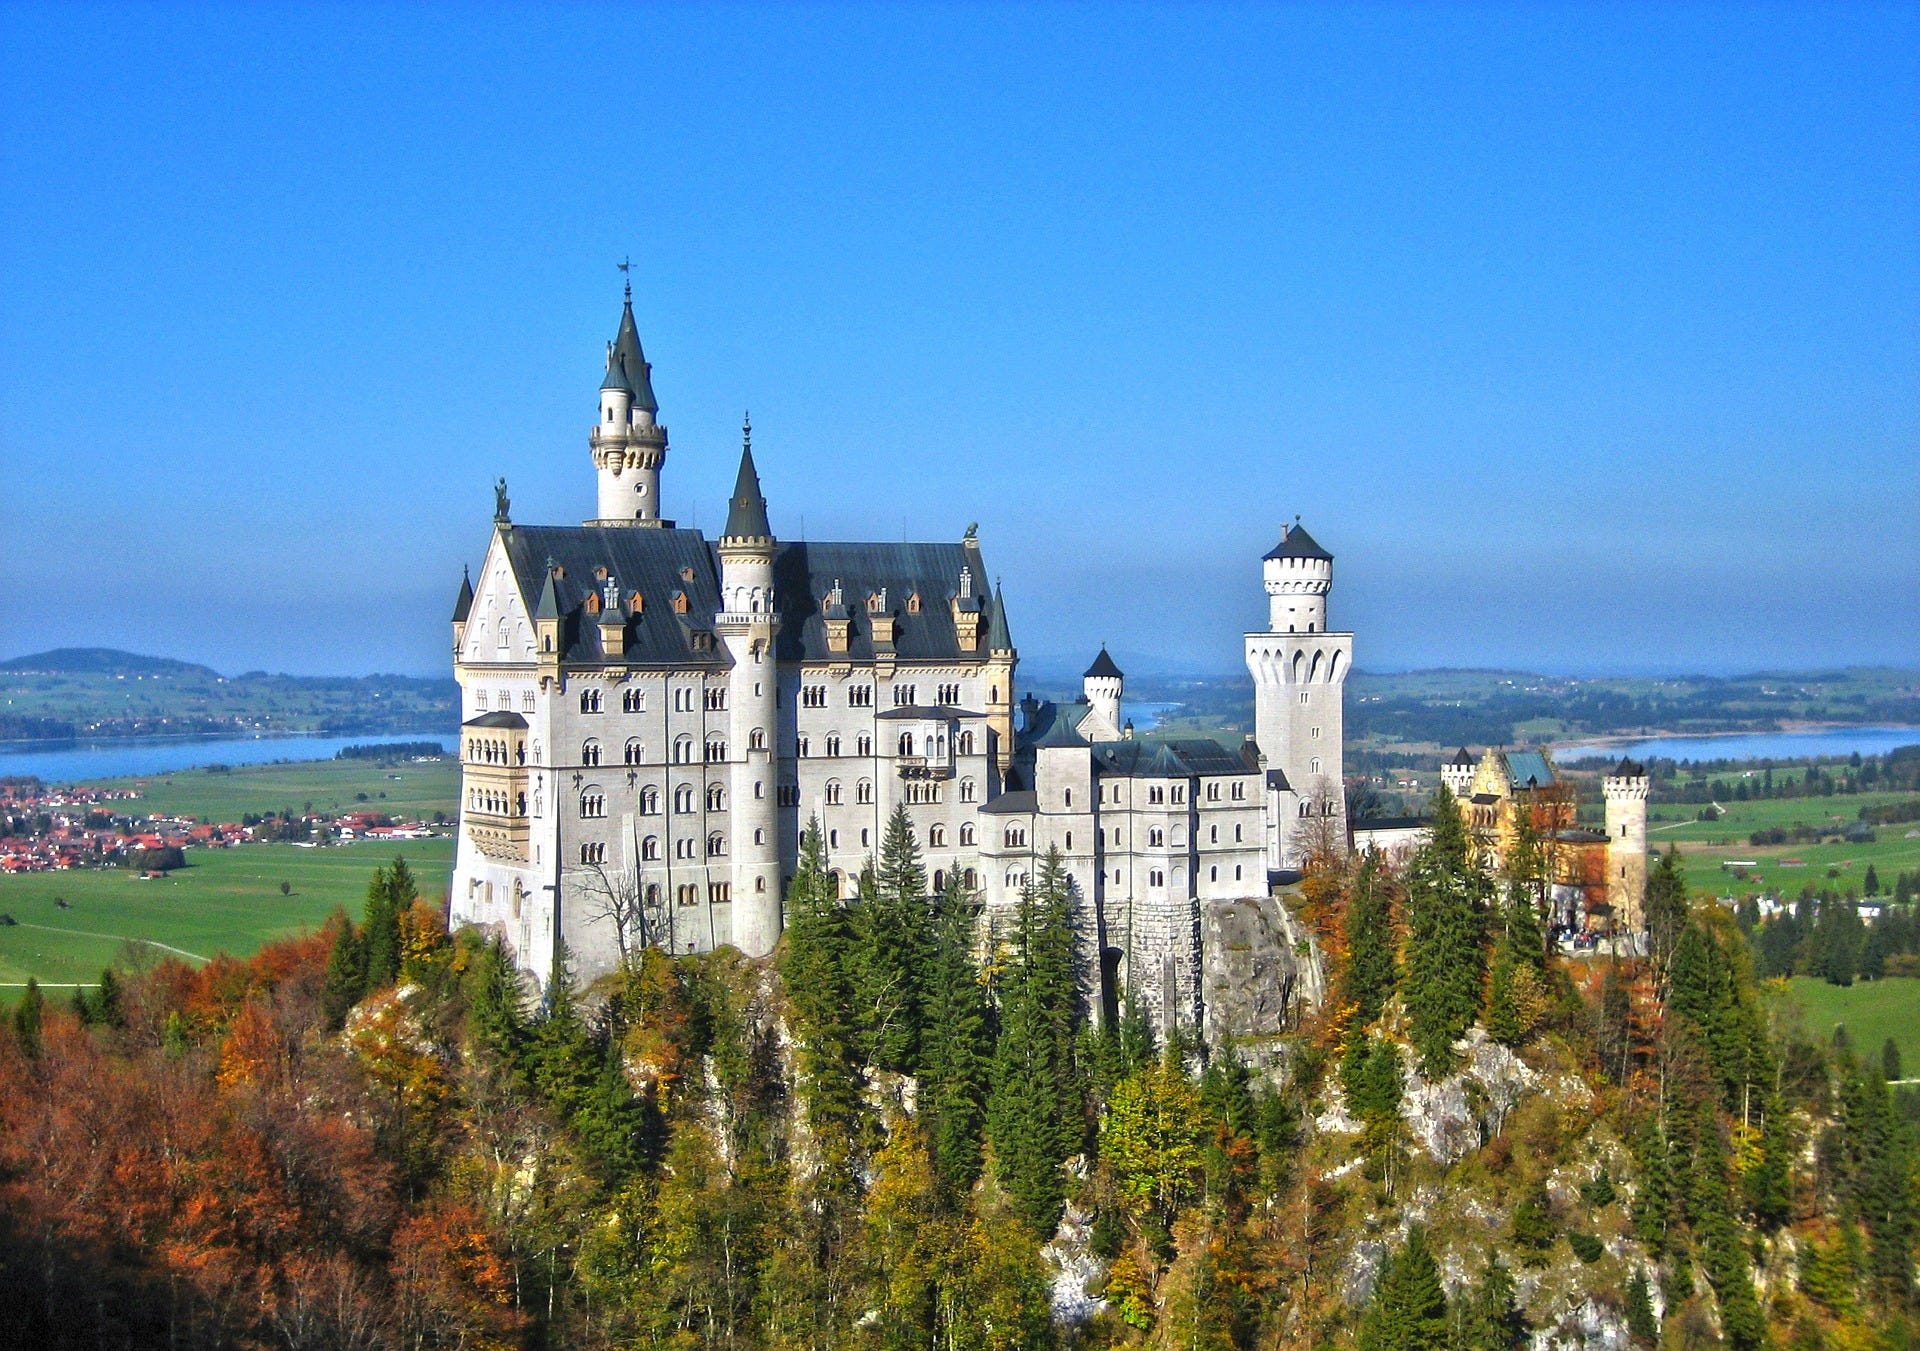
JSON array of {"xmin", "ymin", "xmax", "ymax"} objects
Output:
[{"xmin": 447, "ymin": 290, "xmax": 1352, "ymax": 1031}]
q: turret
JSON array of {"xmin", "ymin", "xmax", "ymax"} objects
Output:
[
  {"xmin": 1603, "ymin": 757, "xmax": 1650, "ymax": 936},
  {"xmin": 451, "ymin": 566, "xmax": 474, "ymax": 652},
  {"xmin": 714, "ymin": 420, "xmax": 782, "ymax": 957},
  {"xmin": 1441, "ymin": 747, "xmax": 1476, "ymax": 800},
  {"xmin": 1082, "ymin": 647, "xmax": 1124, "ymax": 740},
  {"xmin": 589, "ymin": 283, "xmax": 671, "ymax": 526},
  {"xmin": 985, "ymin": 581, "xmax": 1017, "ymax": 779},
  {"xmin": 1262, "ymin": 520, "xmax": 1334, "ymax": 634},
  {"xmin": 1244, "ymin": 518, "xmax": 1353, "ymax": 868}
]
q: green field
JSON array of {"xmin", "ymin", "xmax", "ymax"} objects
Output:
[
  {"xmin": 1647, "ymin": 790, "xmax": 1920, "ymax": 897},
  {"xmin": 1782, "ymin": 976, "xmax": 1920, "ymax": 1076},
  {"xmin": 100, "ymin": 755, "xmax": 461, "ymax": 824},
  {"xmin": 0, "ymin": 837, "xmax": 454, "ymax": 992}
]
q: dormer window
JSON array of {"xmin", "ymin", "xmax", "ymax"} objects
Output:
[{"xmin": 906, "ymin": 592, "xmax": 921, "ymax": 614}]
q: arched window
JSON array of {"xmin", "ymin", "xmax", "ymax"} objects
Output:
[
  {"xmin": 1209, "ymin": 865, "xmax": 1218, "ymax": 882},
  {"xmin": 932, "ymin": 868, "xmax": 945, "ymax": 892},
  {"xmin": 825, "ymin": 734, "xmax": 841, "ymax": 757},
  {"xmin": 579, "ymin": 790, "xmax": 606, "ymax": 818},
  {"xmin": 959, "ymin": 823, "xmax": 975, "ymax": 846},
  {"xmin": 624, "ymin": 738, "xmax": 644, "ymax": 765},
  {"xmin": 898, "ymin": 732, "xmax": 915, "ymax": 757},
  {"xmin": 707, "ymin": 833, "xmax": 725, "ymax": 857},
  {"xmin": 623, "ymin": 688, "xmax": 645, "ymax": 713},
  {"xmin": 928, "ymin": 824, "xmax": 946, "ymax": 847},
  {"xmin": 674, "ymin": 785, "xmax": 695, "ymax": 813},
  {"xmin": 639, "ymin": 786, "xmax": 659, "ymax": 814},
  {"xmin": 706, "ymin": 738, "xmax": 727, "ymax": 763},
  {"xmin": 706, "ymin": 784, "xmax": 726, "ymax": 811},
  {"xmin": 1299, "ymin": 802, "xmax": 1311, "ymax": 817},
  {"xmin": 1149, "ymin": 828, "xmax": 1165, "ymax": 848},
  {"xmin": 856, "ymin": 779, "xmax": 874, "ymax": 805},
  {"xmin": 581, "ymin": 739, "xmax": 601, "ymax": 767},
  {"xmin": 797, "ymin": 736, "xmax": 810, "ymax": 758},
  {"xmin": 960, "ymin": 778, "xmax": 976, "ymax": 803},
  {"xmin": 856, "ymin": 734, "xmax": 873, "ymax": 757},
  {"xmin": 642, "ymin": 835, "xmax": 661, "ymax": 861},
  {"xmin": 1005, "ymin": 826, "xmax": 1027, "ymax": 848},
  {"xmin": 580, "ymin": 688, "xmax": 602, "ymax": 713},
  {"xmin": 673, "ymin": 736, "xmax": 694, "ymax": 764},
  {"xmin": 826, "ymin": 780, "xmax": 843, "ymax": 805},
  {"xmin": 958, "ymin": 730, "xmax": 974, "ymax": 755},
  {"xmin": 963, "ymin": 868, "xmax": 977, "ymax": 888},
  {"xmin": 749, "ymin": 728, "xmax": 767, "ymax": 751}
]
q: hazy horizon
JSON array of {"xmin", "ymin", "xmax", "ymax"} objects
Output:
[{"xmin": 4, "ymin": 5, "xmax": 1915, "ymax": 678}]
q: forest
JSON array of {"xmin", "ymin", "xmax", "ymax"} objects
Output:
[{"xmin": 2, "ymin": 794, "xmax": 1915, "ymax": 1349}]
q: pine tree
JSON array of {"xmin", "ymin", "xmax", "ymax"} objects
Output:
[
  {"xmin": 1624, "ymin": 1269, "xmax": 1659, "ymax": 1346},
  {"xmin": 987, "ymin": 848, "xmax": 1085, "ymax": 1237},
  {"xmin": 530, "ymin": 941, "xmax": 598, "ymax": 1122},
  {"xmin": 1882, "ymin": 1036, "xmax": 1903, "ymax": 1083},
  {"xmin": 463, "ymin": 934, "xmax": 527, "ymax": 1074},
  {"xmin": 321, "ymin": 907, "xmax": 368, "ymax": 1032},
  {"xmin": 1358, "ymin": 1226, "xmax": 1449, "ymax": 1351},
  {"xmin": 361, "ymin": 864, "xmax": 401, "ymax": 989},
  {"xmin": 12, "ymin": 977, "xmax": 43, "ymax": 1057},
  {"xmin": 1451, "ymin": 1258, "xmax": 1524, "ymax": 1350},
  {"xmin": 1645, "ymin": 847, "xmax": 1689, "ymax": 989},
  {"xmin": 778, "ymin": 821, "xmax": 864, "ymax": 1145},
  {"xmin": 917, "ymin": 875, "xmax": 991, "ymax": 1202},
  {"xmin": 573, "ymin": 1036, "xmax": 652, "ymax": 1186},
  {"xmin": 856, "ymin": 805, "xmax": 932, "ymax": 1073},
  {"xmin": 1401, "ymin": 787, "xmax": 1490, "ymax": 1077},
  {"xmin": 1865, "ymin": 863, "xmax": 1881, "ymax": 897},
  {"xmin": 1340, "ymin": 850, "xmax": 1397, "ymax": 1026},
  {"xmin": 94, "ymin": 966, "xmax": 123, "ymax": 1029}
]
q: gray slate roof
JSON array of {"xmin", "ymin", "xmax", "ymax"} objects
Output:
[
  {"xmin": 1083, "ymin": 647, "xmax": 1123, "ymax": 680},
  {"xmin": 496, "ymin": 525, "xmax": 998, "ymax": 668},
  {"xmin": 452, "ymin": 567, "xmax": 474, "ymax": 623},
  {"xmin": 722, "ymin": 446, "xmax": 772, "ymax": 541},
  {"xmin": 1091, "ymin": 736, "xmax": 1259, "ymax": 779},
  {"xmin": 606, "ymin": 298, "xmax": 659, "ymax": 413},
  {"xmin": 1263, "ymin": 521, "xmax": 1333, "ymax": 562}
]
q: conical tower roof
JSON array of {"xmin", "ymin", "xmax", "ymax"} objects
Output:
[
  {"xmin": 1263, "ymin": 520, "xmax": 1333, "ymax": 562},
  {"xmin": 452, "ymin": 567, "xmax": 474, "ymax": 623},
  {"xmin": 722, "ymin": 426, "xmax": 772, "ymax": 541},
  {"xmin": 987, "ymin": 582, "xmax": 1013, "ymax": 651},
  {"xmin": 1084, "ymin": 646, "xmax": 1123, "ymax": 680},
  {"xmin": 606, "ymin": 294, "xmax": 659, "ymax": 413}
]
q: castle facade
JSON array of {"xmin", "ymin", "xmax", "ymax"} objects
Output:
[{"xmin": 448, "ymin": 292, "xmax": 1350, "ymax": 1031}]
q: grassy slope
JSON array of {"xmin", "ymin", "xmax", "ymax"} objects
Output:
[
  {"xmin": 0, "ymin": 837, "xmax": 454, "ymax": 990},
  {"xmin": 1648, "ymin": 790, "xmax": 1920, "ymax": 896},
  {"xmin": 103, "ymin": 756, "xmax": 461, "ymax": 823},
  {"xmin": 1783, "ymin": 976, "xmax": 1920, "ymax": 1076}
]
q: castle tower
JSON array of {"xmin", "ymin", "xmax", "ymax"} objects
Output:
[
  {"xmin": 590, "ymin": 284, "xmax": 671, "ymax": 526},
  {"xmin": 1603, "ymin": 757, "xmax": 1650, "ymax": 935},
  {"xmin": 1081, "ymin": 647, "xmax": 1124, "ymax": 740},
  {"xmin": 715, "ymin": 423, "xmax": 783, "ymax": 956},
  {"xmin": 1441, "ymin": 747, "xmax": 1476, "ymax": 800},
  {"xmin": 1244, "ymin": 521, "xmax": 1352, "ymax": 868},
  {"xmin": 985, "ymin": 582, "xmax": 1018, "ymax": 779}
]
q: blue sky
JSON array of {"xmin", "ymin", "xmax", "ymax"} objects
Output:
[{"xmin": 2, "ymin": 2, "xmax": 1915, "ymax": 679}]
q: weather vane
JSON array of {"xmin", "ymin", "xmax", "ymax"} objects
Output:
[{"xmin": 617, "ymin": 256, "xmax": 632, "ymax": 300}]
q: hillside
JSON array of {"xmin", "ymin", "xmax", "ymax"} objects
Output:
[
  {"xmin": 2, "ymin": 808, "xmax": 1913, "ymax": 1349},
  {"xmin": 0, "ymin": 649, "xmax": 457, "ymax": 743}
]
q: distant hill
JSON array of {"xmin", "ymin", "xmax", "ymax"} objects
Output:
[{"xmin": 0, "ymin": 648, "xmax": 222, "ymax": 678}]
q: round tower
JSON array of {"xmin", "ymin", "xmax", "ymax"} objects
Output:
[
  {"xmin": 590, "ymin": 284, "xmax": 670, "ymax": 526},
  {"xmin": 1081, "ymin": 647, "xmax": 1124, "ymax": 739},
  {"xmin": 1603, "ymin": 758, "xmax": 1650, "ymax": 936},
  {"xmin": 714, "ymin": 422, "xmax": 783, "ymax": 956},
  {"xmin": 1244, "ymin": 519, "xmax": 1352, "ymax": 869}
]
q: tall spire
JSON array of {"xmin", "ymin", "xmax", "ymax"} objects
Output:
[
  {"xmin": 607, "ymin": 292, "xmax": 658, "ymax": 414},
  {"xmin": 987, "ymin": 580, "xmax": 1013, "ymax": 651},
  {"xmin": 722, "ymin": 417, "xmax": 772, "ymax": 541}
]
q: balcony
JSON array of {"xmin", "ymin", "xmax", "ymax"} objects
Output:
[
  {"xmin": 895, "ymin": 756, "xmax": 953, "ymax": 782},
  {"xmin": 466, "ymin": 809, "xmax": 530, "ymax": 863}
]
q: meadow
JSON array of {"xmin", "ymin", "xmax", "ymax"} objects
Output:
[
  {"xmin": 1647, "ymin": 790, "xmax": 1920, "ymax": 897},
  {"xmin": 105, "ymin": 755, "xmax": 461, "ymax": 823},
  {"xmin": 0, "ymin": 839, "xmax": 453, "ymax": 993},
  {"xmin": 1780, "ymin": 976, "xmax": 1920, "ymax": 1078}
]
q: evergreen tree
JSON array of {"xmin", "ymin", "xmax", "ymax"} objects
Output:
[
  {"xmin": 1401, "ymin": 787, "xmax": 1491, "ymax": 1077},
  {"xmin": 1624, "ymin": 1270, "xmax": 1659, "ymax": 1347},
  {"xmin": 12, "ymin": 976, "xmax": 42, "ymax": 1057},
  {"xmin": 1882, "ymin": 1036, "xmax": 1903, "ymax": 1083},
  {"xmin": 1485, "ymin": 881, "xmax": 1542, "ymax": 1048},
  {"xmin": 1339, "ymin": 850, "xmax": 1397, "ymax": 1026},
  {"xmin": 1865, "ymin": 863, "xmax": 1881, "ymax": 896},
  {"xmin": 361, "ymin": 864, "xmax": 401, "ymax": 990},
  {"xmin": 779, "ymin": 822, "xmax": 864, "ymax": 1145},
  {"xmin": 856, "ymin": 805, "xmax": 933, "ymax": 1073},
  {"xmin": 463, "ymin": 934, "xmax": 528, "ymax": 1074},
  {"xmin": 573, "ymin": 1036, "xmax": 652, "ymax": 1185},
  {"xmin": 321, "ymin": 907, "xmax": 368, "ymax": 1032},
  {"xmin": 1743, "ymin": 1090, "xmax": 1792, "ymax": 1231},
  {"xmin": 1450, "ymin": 1258, "xmax": 1524, "ymax": 1350},
  {"xmin": 917, "ymin": 875, "xmax": 991, "ymax": 1202},
  {"xmin": 1645, "ymin": 847, "xmax": 1689, "ymax": 991},
  {"xmin": 93, "ymin": 966, "xmax": 123, "ymax": 1030},
  {"xmin": 530, "ymin": 942, "xmax": 598, "ymax": 1123},
  {"xmin": 987, "ymin": 849, "xmax": 1085, "ymax": 1237},
  {"xmin": 1357, "ymin": 1226, "xmax": 1449, "ymax": 1351}
]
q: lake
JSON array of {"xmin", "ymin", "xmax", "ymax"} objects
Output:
[
  {"xmin": 1557, "ymin": 725, "xmax": 1920, "ymax": 766},
  {"xmin": 0, "ymin": 732, "xmax": 456, "ymax": 784}
]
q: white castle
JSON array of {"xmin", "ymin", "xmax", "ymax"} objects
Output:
[{"xmin": 448, "ymin": 291, "xmax": 1353, "ymax": 1032}]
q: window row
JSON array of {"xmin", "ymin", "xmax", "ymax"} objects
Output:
[{"xmin": 472, "ymin": 690, "xmax": 537, "ymax": 713}]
